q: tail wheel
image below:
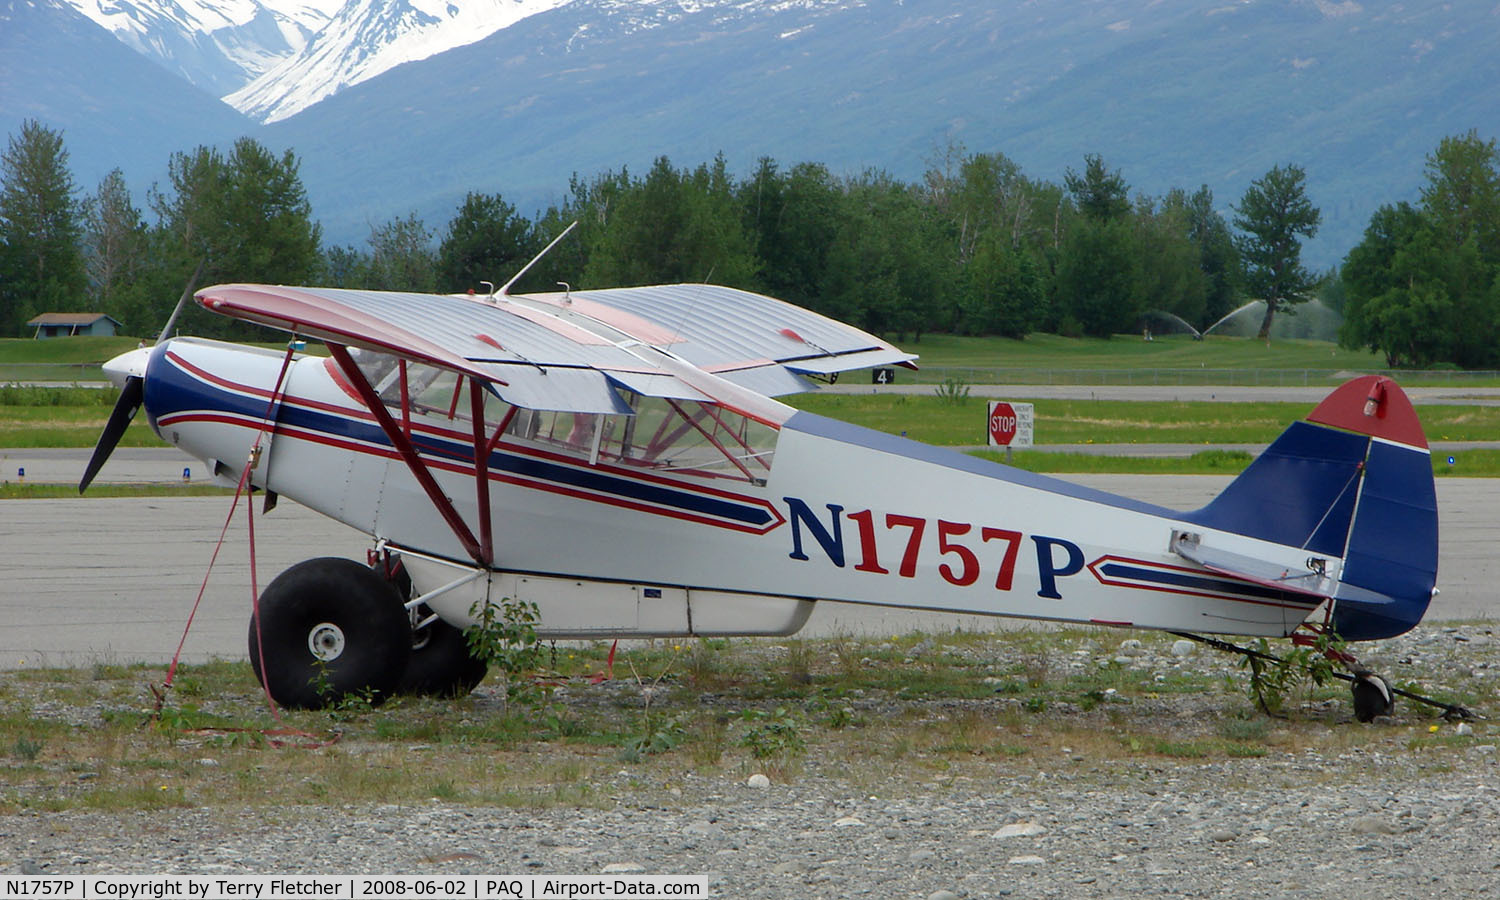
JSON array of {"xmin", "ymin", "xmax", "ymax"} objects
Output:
[
  {"xmin": 372, "ymin": 555, "xmax": 489, "ymax": 699},
  {"xmin": 249, "ymin": 557, "xmax": 411, "ymax": 709},
  {"xmin": 1351, "ymin": 670, "xmax": 1395, "ymax": 723}
]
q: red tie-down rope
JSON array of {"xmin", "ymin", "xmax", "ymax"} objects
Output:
[{"xmin": 152, "ymin": 342, "xmax": 338, "ymax": 749}]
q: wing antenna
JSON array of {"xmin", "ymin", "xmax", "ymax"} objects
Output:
[{"xmin": 495, "ymin": 220, "xmax": 579, "ymax": 298}]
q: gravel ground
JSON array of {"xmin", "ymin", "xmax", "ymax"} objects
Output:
[{"xmin": 4, "ymin": 625, "xmax": 1499, "ymax": 899}]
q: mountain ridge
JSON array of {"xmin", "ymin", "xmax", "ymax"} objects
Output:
[{"xmin": 5, "ymin": 0, "xmax": 1498, "ymax": 270}]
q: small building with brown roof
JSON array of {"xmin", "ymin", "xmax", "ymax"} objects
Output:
[{"xmin": 25, "ymin": 313, "xmax": 123, "ymax": 339}]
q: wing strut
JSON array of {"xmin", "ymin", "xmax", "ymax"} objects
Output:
[
  {"xmin": 327, "ymin": 344, "xmax": 490, "ymax": 566},
  {"xmin": 469, "ymin": 379, "xmax": 495, "ymax": 566}
]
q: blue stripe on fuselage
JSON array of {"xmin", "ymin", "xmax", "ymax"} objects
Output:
[{"xmin": 1097, "ymin": 561, "xmax": 1314, "ymax": 606}]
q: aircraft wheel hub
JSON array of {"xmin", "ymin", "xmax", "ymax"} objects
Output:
[{"xmin": 307, "ymin": 623, "xmax": 346, "ymax": 661}]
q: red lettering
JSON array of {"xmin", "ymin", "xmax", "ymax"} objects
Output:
[
  {"xmin": 982, "ymin": 527, "xmax": 1023, "ymax": 591},
  {"xmin": 936, "ymin": 520, "xmax": 980, "ymax": 586},
  {"xmin": 885, "ymin": 514, "xmax": 926, "ymax": 578},
  {"xmin": 848, "ymin": 509, "xmax": 889, "ymax": 574}
]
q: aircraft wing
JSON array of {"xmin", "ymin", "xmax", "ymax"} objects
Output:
[
  {"xmin": 195, "ymin": 283, "xmax": 916, "ymax": 412},
  {"xmin": 517, "ymin": 284, "xmax": 917, "ymax": 390}
]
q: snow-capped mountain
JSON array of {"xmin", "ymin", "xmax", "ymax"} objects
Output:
[
  {"xmin": 60, "ymin": 0, "xmax": 345, "ymax": 97},
  {"xmin": 11, "ymin": 0, "xmax": 1497, "ymax": 271},
  {"xmin": 228, "ymin": 0, "xmax": 574, "ymax": 123},
  {"xmin": 58, "ymin": 0, "xmax": 855, "ymax": 124}
]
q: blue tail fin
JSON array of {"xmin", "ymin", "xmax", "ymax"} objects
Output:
[{"xmin": 1183, "ymin": 377, "xmax": 1437, "ymax": 640}]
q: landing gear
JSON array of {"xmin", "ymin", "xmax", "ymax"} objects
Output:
[
  {"xmin": 249, "ymin": 557, "xmax": 411, "ymax": 709},
  {"xmin": 1175, "ymin": 631, "xmax": 1473, "ymax": 723},
  {"xmin": 370, "ymin": 554, "xmax": 489, "ymax": 699},
  {"xmin": 401, "ymin": 617, "xmax": 489, "ymax": 698},
  {"xmin": 1350, "ymin": 669, "xmax": 1395, "ymax": 723}
]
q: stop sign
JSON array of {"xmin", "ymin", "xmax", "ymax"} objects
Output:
[{"xmin": 989, "ymin": 402, "xmax": 1018, "ymax": 445}]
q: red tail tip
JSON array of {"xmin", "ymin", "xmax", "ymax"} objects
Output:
[{"xmin": 1309, "ymin": 375, "xmax": 1426, "ymax": 449}]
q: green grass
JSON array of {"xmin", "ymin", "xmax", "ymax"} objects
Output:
[
  {"xmin": 0, "ymin": 337, "xmax": 325, "ymax": 383},
  {"xmin": 0, "ymin": 336, "xmax": 144, "ymax": 383},
  {"xmin": 901, "ymin": 333, "xmax": 1386, "ymax": 375},
  {"xmin": 1430, "ymin": 449, "xmax": 1500, "ymax": 477},
  {"xmin": 790, "ymin": 394, "xmax": 1500, "ymax": 445},
  {"xmin": 0, "ymin": 336, "xmax": 144, "ymax": 365},
  {"xmin": 0, "ymin": 405, "xmax": 162, "ymax": 449},
  {"xmin": 978, "ymin": 449, "xmax": 1256, "ymax": 475},
  {"xmin": 969, "ymin": 449, "xmax": 1500, "ymax": 477}
]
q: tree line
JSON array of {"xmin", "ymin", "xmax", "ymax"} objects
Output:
[
  {"xmin": 1339, "ymin": 130, "xmax": 1500, "ymax": 368},
  {"xmin": 4, "ymin": 116, "xmax": 1489, "ymax": 366}
]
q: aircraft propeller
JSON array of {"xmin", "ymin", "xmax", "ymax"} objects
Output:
[{"xmin": 79, "ymin": 263, "xmax": 203, "ymax": 493}]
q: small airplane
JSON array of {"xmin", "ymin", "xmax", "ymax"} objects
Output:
[{"xmin": 80, "ymin": 251, "xmax": 1439, "ymax": 719}]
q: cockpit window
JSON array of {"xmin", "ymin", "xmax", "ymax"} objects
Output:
[
  {"xmin": 505, "ymin": 395, "xmax": 776, "ymax": 483},
  {"xmin": 346, "ymin": 350, "xmax": 776, "ymax": 483}
]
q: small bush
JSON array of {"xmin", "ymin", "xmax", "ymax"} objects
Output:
[
  {"xmin": 934, "ymin": 377, "xmax": 971, "ymax": 405},
  {"xmin": 466, "ymin": 596, "xmax": 546, "ymax": 712},
  {"xmin": 740, "ymin": 706, "xmax": 805, "ymax": 759}
]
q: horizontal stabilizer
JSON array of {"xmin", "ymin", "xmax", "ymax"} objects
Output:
[
  {"xmin": 1171, "ymin": 532, "xmax": 1336, "ymax": 600},
  {"xmin": 1172, "ymin": 532, "xmax": 1403, "ymax": 613}
]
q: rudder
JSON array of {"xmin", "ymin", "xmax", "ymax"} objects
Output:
[{"xmin": 1183, "ymin": 376, "xmax": 1437, "ymax": 640}]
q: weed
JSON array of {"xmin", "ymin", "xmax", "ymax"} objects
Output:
[
  {"xmin": 739, "ymin": 706, "xmax": 805, "ymax": 759},
  {"xmin": 11, "ymin": 737, "xmax": 42, "ymax": 762},
  {"xmin": 622, "ymin": 716, "xmax": 686, "ymax": 761},
  {"xmin": 1191, "ymin": 449, "xmax": 1255, "ymax": 469},
  {"xmin": 1, "ymin": 623, "xmax": 1490, "ymax": 814},
  {"xmin": 1241, "ymin": 632, "xmax": 1346, "ymax": 716},
  {"xmin": 827, "ymin": 633, "xmax": 866, "ymax": 680},
  {"xmin": 688, "ymin": 715, "xmax": 730, "ymax": 768},
  {"xmin": 327, "ymin": 687, "xmax": 379, "ymax": 722},
  {"xmin": 783, "ymin": 640, "xmax": 813, "ymax": 684},
  {"xmin": 465, "ymin": 596, "xmax": 547, "ymax": 714},
  {"xmin": 1218, "ymin": 716, "xmax": 1274, "ymax": 743},
  {"xmin": 824, "ymin": 704, "xmax": 858, "ymax": 730},
  {"xmin": 1022, "ymin": 652, "xmax": 1050, "ymax": 689},
  {"xmin": 427, "ymin": 779, "xmax": 460, "ymax": 801},
  {"xmin": 686, "ymin": 638, "xmax": 733, "ymax": 689},
  {"xmin": 934, "ymin": 377, "xmax": 971, "ymax": 405}
]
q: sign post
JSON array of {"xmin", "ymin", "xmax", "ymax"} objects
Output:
[{"xmin": 986, "ymin": 401, "xmax": 1034, "ymax": 463}]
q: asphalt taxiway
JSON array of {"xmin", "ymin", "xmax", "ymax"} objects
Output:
[{"xmin": 2, "ymin": 471, "xmax": 1491, "ymax": 670}]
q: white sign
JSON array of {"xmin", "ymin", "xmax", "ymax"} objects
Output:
[{"xmin": 986, "ymin": 401, "xmax": 1034, "ymax": 448}]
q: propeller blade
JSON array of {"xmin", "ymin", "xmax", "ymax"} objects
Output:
[
  {"xmin": 156, "ymin": 258, "xmax": 206, "ymax": 346},
  {"xmin": 79, "ymin": 375, "xmax": 144, "ymax": 493}
]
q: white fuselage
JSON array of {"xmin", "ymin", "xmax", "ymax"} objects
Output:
[{"xmin": 143, "ymin": 338, "xmax": 1329, "ymax": 640}]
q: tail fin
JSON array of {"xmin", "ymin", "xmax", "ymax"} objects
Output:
[{"xmin": 1183, "ymin": 376, "xmax": 1438, "ymax": 640}]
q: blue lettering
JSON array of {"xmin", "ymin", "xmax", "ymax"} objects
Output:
[
  {"xmin": 785, "ymin": 498, "xmax": 846, "ymax": 567},
  {"xmin": 1032, "ymin": 535, "xmax": 1084, "ymax": 599}
]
